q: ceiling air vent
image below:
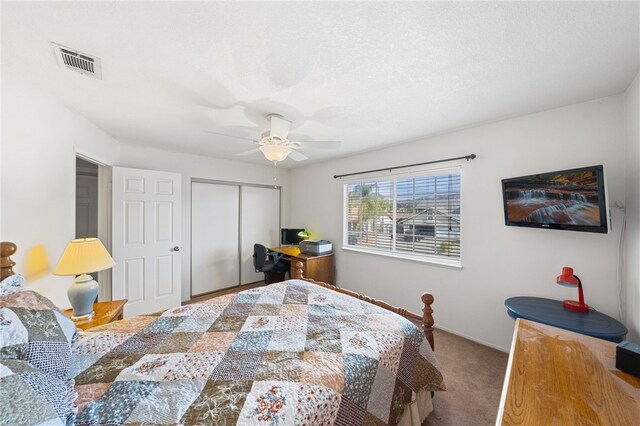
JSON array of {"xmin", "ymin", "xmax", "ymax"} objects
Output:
[{"xmin": 51, "ymin": 42, "xmax": 102, "ymax": 79}]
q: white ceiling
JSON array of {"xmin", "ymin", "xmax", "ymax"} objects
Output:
[{"xmin": 2, "ymin": 1, "xmax": 639, "ymax": 167}]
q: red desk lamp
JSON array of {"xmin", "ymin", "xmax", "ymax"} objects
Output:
[{"xmin": 556, "ymin": 267, "xmax": 590, "ymax": 312}]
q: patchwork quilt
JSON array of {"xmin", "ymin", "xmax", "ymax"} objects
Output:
[
  {"xmin": 71, "ymin": 280, "xmax": 445, "ymax": 425},
  {"xmin": 1, "ymin": 279, "xmax": 78, "ymax": 426}
]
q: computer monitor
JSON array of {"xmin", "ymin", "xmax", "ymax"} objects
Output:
[{"xmin": 281, "ymin": 228, "xmax": 307, "ymax": 246}]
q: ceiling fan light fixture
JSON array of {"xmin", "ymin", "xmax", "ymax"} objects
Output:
[{"xmin": 259, "ymin": 145, "xmax": 292, "ymax": 162}]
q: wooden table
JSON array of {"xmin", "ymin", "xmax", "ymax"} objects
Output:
[
  {"xmin": 505, "ymin": 296, "xmax": 627, "ymax": 342},
  {"xmin": 270, "ymin": 246, "xmax": 335, "ymax": 285},
  {"xmin": 64, "ymin": 299, "xmax": 127, "ymax": 330},
  {"xmin": 496, "ymin": 319, "xmax": 640, "ymax": 425}
]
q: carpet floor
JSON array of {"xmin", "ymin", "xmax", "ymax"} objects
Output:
[{"xmin": 424, "ymin": 329, "xmax": 509, "ymax": 426}]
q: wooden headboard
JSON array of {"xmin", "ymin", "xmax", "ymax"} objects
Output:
[{"xmin": 1, "ymin": 241, "xmax": 17, "ymax": 280}]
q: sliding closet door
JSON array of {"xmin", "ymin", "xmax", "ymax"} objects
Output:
[
  {"xmin": 240, "ymin": 186, "xmax": 281, "ymax": 284},
  {"xmin": 191, "ymin": 182, "xmax": 239, "ymax": 296}
]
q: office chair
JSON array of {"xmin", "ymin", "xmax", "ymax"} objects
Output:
[{"xmin": 252, "ymin": 244, "xmax": 290, "ymax": 284}]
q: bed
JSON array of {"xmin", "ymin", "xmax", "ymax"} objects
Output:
[{"xmin": 1, "ymin": 241, "xmax": 445, "ymax": 425}]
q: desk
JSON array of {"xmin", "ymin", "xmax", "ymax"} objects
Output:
[
  {"xmin": 504, "ymin": 296, "xmax": 627, "ymax": 342},
  {"xmin": 496, "ymin": 319, "xmax": 640, "ymax": 425},
  {"xmin": 270, "ymin": 246, "xmax": 335, "ymax": 285}
]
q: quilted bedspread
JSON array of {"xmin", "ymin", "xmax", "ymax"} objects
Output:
[{"xmin": 71, "ymin": 280, "xmax": 444, "ymax": 425}]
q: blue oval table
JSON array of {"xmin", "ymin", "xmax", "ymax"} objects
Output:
[{"xmin": 504, "ymin": 296, "xmax": 628, "ymax": 342}]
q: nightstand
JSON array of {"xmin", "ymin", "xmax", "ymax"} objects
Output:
[
  {"xmin": 64, "ymin": 299, "xmax": 127, "ymax": 330},
  {"xmin": 505, "ymin": 296, "xmax": 627, "ymax": 342}
]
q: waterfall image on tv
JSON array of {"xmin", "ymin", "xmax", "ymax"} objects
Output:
[{"xmin": 502, "ymin": 165, "xmax": 608, "ymax": 233}]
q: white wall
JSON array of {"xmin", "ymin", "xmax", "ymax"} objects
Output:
[
  {"xmin": 0, "ymin": 70, "xmax": 292, "ymax": 306},
  {"xmin": 624, "ymin": 72, "xmax": 640, "ymax": 343},
  {"xmin": 288, "ymin": 95, "xmax": 627, "ymax": 351},
  {"xmin": 1, "ymin": 71, "xmax": 121, "ymax": 308},
  {"xmin": 117, "ymin": 144, "xmax": 291, "ymax": 301}
]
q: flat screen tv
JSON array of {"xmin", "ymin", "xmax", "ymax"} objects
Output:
[
  {"xmin": 502, "ymin": 165, "xmax": 609, "ymax": 233},
  {"xmin": 281, "ymin": 228, "xmax": 307, "ymax": 245}
]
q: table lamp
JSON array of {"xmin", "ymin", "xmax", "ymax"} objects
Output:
[
  {"xmin": 297, "ymin": 230, "xmax": 310, "ymax": 239},
  {"xmin": 556, "ymin": 266, "xmax": 590, "ymax": 312},
  {"xmin": 53, "ymin": 238, "xmax": 115, "ymax": 320}
]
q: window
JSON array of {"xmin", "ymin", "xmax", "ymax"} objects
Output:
[{"xmin": 343, "ymin": 167, "xmax": 461, "ymax": 267}]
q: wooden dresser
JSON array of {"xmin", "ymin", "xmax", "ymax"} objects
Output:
[
  {"xmin": 497, "ymin": 319, "xmax": 640, "ymax": 425},
  {"xmin": 270, "ymin": 246, "xmax": 335, "ymax": 285}
]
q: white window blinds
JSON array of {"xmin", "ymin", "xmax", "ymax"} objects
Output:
[{"xmin": 344, "ymin": 168, "xmax": 461, "ymax": 265}]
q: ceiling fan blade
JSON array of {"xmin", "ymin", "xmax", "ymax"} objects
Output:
[
  {"xmin": 287, "ymin": 150, "xmax": 308, "ymax": 162},
  {"xmin": 236, "ymin": 148, "xmax": 261, "ymax": 156},
  {"xmin": 291, "ymin": 140, "xmax": 342, "ymax": 150},
  {"xmin": 269, "ymin": 114, "xmax": 292, "ymax": 139},
  {"xmin": 205, "ymin": 130, "xmax": 257, "ymax": 144}
]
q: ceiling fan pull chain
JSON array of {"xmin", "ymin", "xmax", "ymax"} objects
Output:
[{"xmin": 273, "ymin": 161, "xmax": 278, "ymax": 188}]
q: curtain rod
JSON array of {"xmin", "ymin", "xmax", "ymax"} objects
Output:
[{"xmin": 333, "ymin": 153, "xmax": 476, "ymax": 179}]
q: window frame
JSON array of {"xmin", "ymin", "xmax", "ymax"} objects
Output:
[{"xmin": 342, "ymin": 166, "xmax": 462, "ymax": 269}]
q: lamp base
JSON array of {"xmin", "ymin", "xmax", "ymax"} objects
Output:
[
  {"xmin": 563, "ymin": 299, "xmax": 590, "ymax": 312},
  {"xmin": 68, "ymin": 274, "xmax": 99, "ymax": 320},
  {"xmin": 71, "ymin": 312, "xmax": 95, "ymax": 321}
]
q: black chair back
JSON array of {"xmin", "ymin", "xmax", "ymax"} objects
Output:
[{"xmin": 253, "ymin": 244, "xmax": 267, "ymax": 271}]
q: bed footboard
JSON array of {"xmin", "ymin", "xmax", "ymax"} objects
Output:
[{"xmin": 293, "ymin": 261, "xmax": 435, "ymax": 351}]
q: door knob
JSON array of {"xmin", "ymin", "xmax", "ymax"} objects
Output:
[{"xmin": 172, "ymin": 246, "xmax": 180, "ymax": 252}]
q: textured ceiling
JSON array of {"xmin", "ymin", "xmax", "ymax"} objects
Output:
[{"xmin": 2, "ymin": 1, "xmax": 639, "ymax": 167}]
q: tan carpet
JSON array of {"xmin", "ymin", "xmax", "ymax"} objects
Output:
[
  {"xmin": 424, "ymin": 329, "xmax": 509, "ymax": 426},
  {"xmin": 184, "ymin": 281, "xmax": 265, "ymax": 305}
]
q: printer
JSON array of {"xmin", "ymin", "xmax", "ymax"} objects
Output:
[{"xmin": 299, "ymin": 239, "xmax": 333, "ymax": 255}]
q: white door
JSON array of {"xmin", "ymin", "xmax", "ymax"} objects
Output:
[
  {"xmin": 240, "ymin": 186, "xmax": 280, "ymax": 284},
  {"xmin": 191, "ymin": 182, "xmax": 240, "ymax": 296},
  {"xmin": 112, "ymin": 167, "xmax": 182, "ymax": 317}
]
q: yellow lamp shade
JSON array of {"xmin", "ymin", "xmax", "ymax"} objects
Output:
[{"xmin": 53, "ymin": 238, "xmax": 115, "ymax": 276}]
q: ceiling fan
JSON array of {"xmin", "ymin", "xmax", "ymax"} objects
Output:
[{"xmin": 206, "ymin": 114, "xmax": 341, "ymax": 163}]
